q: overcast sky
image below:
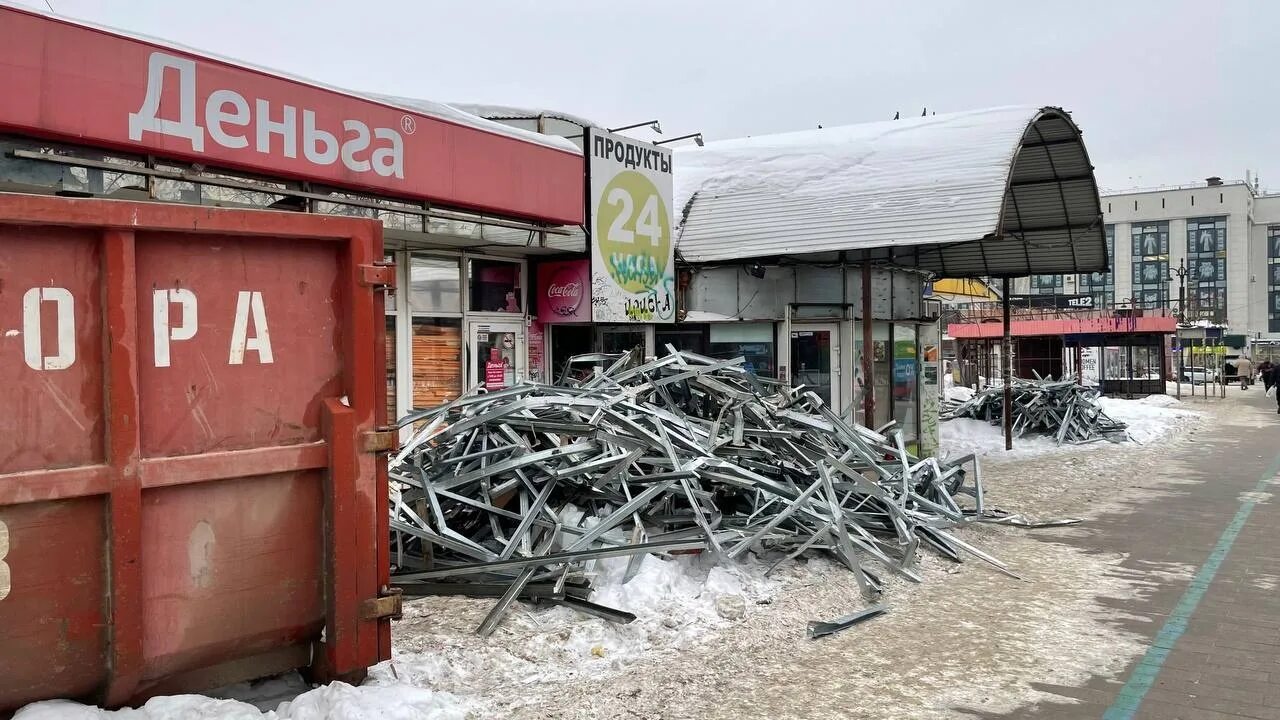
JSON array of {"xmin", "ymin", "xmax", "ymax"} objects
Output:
[{"xmin": 46, "ymin": 0, "xmax": 1280, "ymax": 193}]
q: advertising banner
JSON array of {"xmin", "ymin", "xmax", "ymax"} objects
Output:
[
  {"xmin": 586, "ymin": 129, "xmax": 675, "ymax": 323},
  {"xmin": 535, "ymin": 259, "xmax": 591, "ymax": 323},
  {"xmin": 0, "ymin": 5, "xmax": 583, "ymax": 224},
  {"xmin": 1006, "ymin": 294, "xmax": 1095, "ymax": 310}
]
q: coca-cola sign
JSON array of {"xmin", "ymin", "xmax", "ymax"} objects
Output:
[{"xmin": 536, "ymin": 260, "xmax": 590, "ymax": 323}]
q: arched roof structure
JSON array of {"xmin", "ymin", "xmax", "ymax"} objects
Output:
[{"xmin": 674, "ymin": 106, "xmax": 1106, "ymax": 277}]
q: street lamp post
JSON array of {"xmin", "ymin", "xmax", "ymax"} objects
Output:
[{"xmin": 1168, "ymin": 259, "xmax": 1190, "ymax": 400}]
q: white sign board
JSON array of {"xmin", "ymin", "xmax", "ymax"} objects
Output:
[
  {"xmin": 1081, "ymin": 346, "xmax": 1100, "ymax": 385},
  {"xmin": 587, "ymin": 129, "xmax": 675, "ymax": 323}
]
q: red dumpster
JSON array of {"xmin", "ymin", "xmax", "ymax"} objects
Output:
[{"xmin": 0, "ymin": 194, "xmax": 394, "ymax": 710}]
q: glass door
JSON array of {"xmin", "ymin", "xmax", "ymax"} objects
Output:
[
  {"xmin": 468, "ymin": 320, "xmax": 525, "ymax": 391},
  {"xmin": 596, "ymin": 325, "xmax": 652, "ymax": 356},
  {"xmin": 790, "ymin": 323, "xmax": 839, "ymax": 410}
]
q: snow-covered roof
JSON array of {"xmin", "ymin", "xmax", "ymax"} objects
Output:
[
  {"xmin": 4, "ymin": 0, "xmax": 579, "ymax": 155},
  {"xmin": 447, "ymin": 103, "xmax": 600, "ymax": 130},
  {"xmin": 674, "ymin": 106, "xmax": 1106, "ymax": 278}
]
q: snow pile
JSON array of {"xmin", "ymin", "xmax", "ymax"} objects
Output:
[
  {"xmin": 1098, "ymin": 395, "xmax": 1199, "ymax": 444},
  {"xmin": 384, "ymin": 552, "xmax": 780, "ymax": 701},
  {"xmin": 945, "ymin": 385, "xmax": 975, "ymax": 403},
  {"xmin": 14, "ymin": 683, "xmax": 468, "ymax": 720},
  {"xmin": 14, "ymin": 553, "xmax": 779, "ymax": 720},
  {"xmin": 941, "ymin": 417, "xmax": 1064, "ymax": 460},
  {"xmin": 942, "ymin": 393, "xmax": 1198, "ymax": 458}
]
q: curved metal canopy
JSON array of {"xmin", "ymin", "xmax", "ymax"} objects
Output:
[{"xmin": 675, "ymin": 106, "xmax": 1106, "ymax": 278}]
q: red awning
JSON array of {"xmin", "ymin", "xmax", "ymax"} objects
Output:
[
  {"xmin": 0, "ymin": 5, "xmax": 584, "ymax": 225},
  {"xmin": 947, "ymin": 315, "xmax": 1177, "ymax": 339}
]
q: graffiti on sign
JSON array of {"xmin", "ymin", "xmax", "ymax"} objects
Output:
[{"xmin": 587, "ymin": 129, "xmax": 675, "ymax": 323}]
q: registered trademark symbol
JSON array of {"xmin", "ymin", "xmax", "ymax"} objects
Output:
[{"xmin": 401, "ymin": 115, "xmax": 417, "ymax": 135}]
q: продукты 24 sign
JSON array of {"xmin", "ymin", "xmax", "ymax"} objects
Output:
[{"xmin": 587, "ymin": 129, "xmax": 675, "ymax": 323}]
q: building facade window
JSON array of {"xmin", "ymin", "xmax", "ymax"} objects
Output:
[
  {"xmin": 1029, "ymin": 274, "xmax": 1063, "ymax": 294},
  {"xmin": 1079, "ymin": 224, "xmax": 1116, "ymax": 307},
  {"xmin": 1185, "ymin": 217, "xmax": 1227, "ymax": 323},
  {"xmin": 1130, "ymin": 222, "xmax": 1169, "ymax": 309},
  {"xmin": 1269, "ymin": 226, "xmax": 1280, "ymax": 333}
]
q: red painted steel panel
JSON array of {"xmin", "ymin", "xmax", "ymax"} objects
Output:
[
  {"xmin": 134, "ymin": 233, "xmax": 342, "ymax": 457},
  {"xmin": 0, "ymin": 227, "xmax": 104, "ymax": 473},
  {"xmin": 0, "ymin": 194, "xmax": 389, "ymax": 711},
  {"xmin": 0, "ymin": 497, "xmax": 109, "ymax": 708},
  {"xmin": 947, "ymin": 315, "xmax": 1179, "ymax": 339},
  {"xmin": 0, "ymin": 5, "xmax": 584, "ymax": 225},
  {"xmin": 139, "ymin": 472, "xmax": 324, "ymax": 683}
]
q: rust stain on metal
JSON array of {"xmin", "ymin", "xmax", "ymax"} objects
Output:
[{"xmin": 186, "ymin": 520, "xmax": 215, "ymax": 589}]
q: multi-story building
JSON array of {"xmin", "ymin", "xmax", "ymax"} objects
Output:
[{"xmin": 1011, "ymin": 177, "xmax": 1280, "ymax": 338}]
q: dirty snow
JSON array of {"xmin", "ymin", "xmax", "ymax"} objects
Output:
[
  {"xmin": 941, "ymin": 393, "xmax": 1200, "ymax": 458},
  {"xmin": 14, "ymin": 683, "xmax": 468, "ymax": 720},
  {"xmin": 16, "ymin": 394, "xmax": 1225, "ymax": 720}
]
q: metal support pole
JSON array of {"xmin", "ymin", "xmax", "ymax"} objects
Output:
[
  {"xmin": 1002, "ymin": 278, "xmax": 1012, "ymax": 451},
  {"xmin": 1074, "ymin": 345, "xmax": 1083, "ymax": 385},
  {"xmin": 1220, "ymin": 339, "xmax": 1227, "ymax": 398},
  {"xmin": 861, "ymin": 262, "xmax": 874, "ymax": 428},
  {"xmin": 1175, "ymin": 335, "xmax": 1181, "ymax": 400}
]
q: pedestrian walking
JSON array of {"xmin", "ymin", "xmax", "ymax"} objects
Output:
[
  {"xmin": 1270, "ymin": 363, "xmax": 1280, "ymax": 413},
  {"xmin": 1236, "ymin": 356, "xmax": 1254, "ymax": 390},
  {"xmin": 1260, "ymin": 360, "xmax": 1275, "ymax": 392}
]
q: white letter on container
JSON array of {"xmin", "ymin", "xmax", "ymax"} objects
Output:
[
  {"xmin": 205, "ymin": 89, "xmax": 251, "ymax": 149},
  {"xmin": 128, "ymin": 52, "xmax": 205, "ymax": 152},
  {"xmin": 228, "ymin": 291, "xmax": 273, "ymax": 365},
  {"xmin": 153, "ymin": 288, "xmax": 198, "ymax": 368},
  {"xmin": 0, "ymin": 520, "xmax": 9, "ymax": 602},
  {"xmin": 341, "ymin": 120, "xmax": 372, "ymax": 172},
  {"xmin": 303, "ymin": 110, "xmax": 339, "ymax": 165},
  {"xmin": 254, "ymin": 100, "xmax": 298, "ymax": 158},
  {"xmin": 371, "ymin": 128, "xmax": 404, "ymax": 179},
  {"xmin": 22, "ymin": 287, "xmax": 75, "ymax": 371}
]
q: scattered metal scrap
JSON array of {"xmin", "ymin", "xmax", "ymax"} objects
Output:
[
  {"xmin": 942, "ymin": 376, "xmax": 1128, "ymax": 444},
  {"xmin": 807, "ymin": 605, "xmax": 887, "ymax": 639},
  {"xmin": 390, "ymin": 348, "xmax": 1002, "ymax": 637}
]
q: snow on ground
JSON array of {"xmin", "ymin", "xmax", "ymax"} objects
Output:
[
  {"xmin": 380, "ymin": 551, "xmax": 783, "ymax": 712},
  {"xmin": 941, "ymin": 392, "xmax": 1200, "ymax": 459},
  {"xmin": 15, "ymin": 393, "xmax": 1216, "ymax": 720},
  {"xmin": 1098, "ymin": 394, "xmax": 1200, "ymax": 444},
  {"xmin": 16, "ymin": 554, "xmax": 782, "ymax": 720},
  {"xmin": 15, "ymin": 683, "xmax": 469, "ymax": 720}
]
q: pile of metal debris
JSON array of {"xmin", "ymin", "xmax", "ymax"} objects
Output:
[
  {"xmin": 941, "ymin": 376, "xmax": 1128, "ymax": 444},
  {"xmin": 389, "ymin": 349, "xmax": 1005, "ymax": 637}
]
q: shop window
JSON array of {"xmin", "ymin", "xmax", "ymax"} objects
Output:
[
  {"xmin": 411, "ymin": 318, "xmax": 462, "ymax": 409},
  {"xmin": 410, "ymin": 255, "xmax": 460, "ymax": 314},
  {"xmin": 1078, "ymin": 224, "xmax": 1115, "ymax": 306},
  {"xmin": 550, "ymin": 325, "xmax": 594, "ymax": 383},
  {"xmin": 1029, "ymin": 274, "xmax": 1063, "ymax": 294},
  {"xmin": 599, "ymin": 327, "xmax": 647, "ymax": 355},
  {"xmin": 892, "ymin": 325, "xmax": 918, "ymax": 442},
  {"xmin": 709, "ymin": 323, "xmax": 775, "ymax": 377},
  {"xmin": 469, "ymin": 259, "xmax": 522, "ymax": 313},
  {"xmin": 1130, "ymin": 222, "xmax": 1169, "ymax": 308},
  {"xmin": 386, "ymin": 315, "xmax": 397, "ymax": 422},
  {"xmin": 854, "ymin": 322, "xmax": 893, "ymax": 428},
  {"xmin": 1186, "ymin": 217, "xmax": 1227, "ymax": 322},
  {"xmin": 1270, "ymin": 227, "xmax": 1280, "ymax": 332},
  {"xmin": 656, "ymin": 325, "xmax": 707, "ymax": 357}
]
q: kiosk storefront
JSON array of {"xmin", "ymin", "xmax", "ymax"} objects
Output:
[{"xmin": 0, "ymin": 3, "xmax": 587, "ymax": 425}]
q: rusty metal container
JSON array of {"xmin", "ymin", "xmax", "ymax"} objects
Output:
[{"xmin": 0, "ymin": 194, "xmax": 395, "ymax": 711}]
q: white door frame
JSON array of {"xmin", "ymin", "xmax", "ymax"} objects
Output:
[
  {"xmin": 466, "ymin": 318, "xmax": 527, "ymax": 390},
  {"xmin": 790, "ymin": 321, "xmax": 841, "ymax": 411}
]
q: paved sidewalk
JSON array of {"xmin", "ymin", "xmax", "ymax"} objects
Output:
[{"xmin": 982, "ymin": 388, "xmax": 1280, "ymax": 720}]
